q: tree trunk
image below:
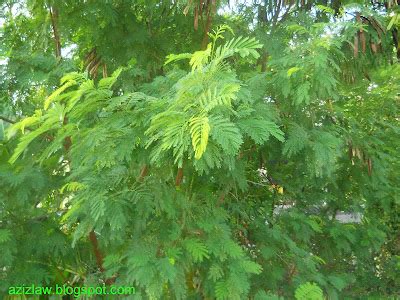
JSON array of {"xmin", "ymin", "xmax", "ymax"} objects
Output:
[{"xmin": 201, "ymin": 0, "xmax": 216, "ymax": 49}]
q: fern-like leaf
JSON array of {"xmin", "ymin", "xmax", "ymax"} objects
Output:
[
  {"xmin": 210, "ymin": 116, "xmax": 243, "ymax": 155},
  {"xmin": 0, "ymin": 229, "xmax": 11, "ymax": 244},
  {"xmin": 283, "ymin": 123, "xmax": 309, "ymax": 157},
  {"xmin": 208, "ymin": 264, "xmax": 224, "ymax": 282},
  {"xmin": 295, "ymin": 282, "xmax": 324, "ymax": 300},
  {"xmin": 189, "ymin": 115, "xmax": 210, "ymax": 159},
  {"xmin": 184, "ymin": 238, "xmax": 210, "ymax": 262},
  {"xmin": 238, "ymin": 119, "xmax": 284, "ymax": 144},
  {"xmin": 190, "ymin": 43, "xmax": 212, "ymax": 71}
]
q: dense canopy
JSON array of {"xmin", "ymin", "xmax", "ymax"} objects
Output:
[{"xmin": 0, "ymin": 0, "xmax": 399, "ymax": 299}]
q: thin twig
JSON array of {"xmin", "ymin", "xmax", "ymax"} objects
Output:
[
  {"xmin": 247, "ymin": 180, "xmax": 269, "ymax": 187},
  {"xmin": 0, "ymin": 115, "xmax": 33, "ymax": 131},
  {"xmin": 0, "ymin": 115, "xmax": 17, "ymax": 124}
]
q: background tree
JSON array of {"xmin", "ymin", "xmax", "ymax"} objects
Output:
[{"xmin": 0, "ymin": 0, "xmax": 399, "ymax": 299}]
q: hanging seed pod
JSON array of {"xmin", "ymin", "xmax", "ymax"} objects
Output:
[
  {"xmin": 348, "ymin": 143, "xmax": 353, "ymax": 160},
  {"xmin": 102, "ymin": 63, "xmax": 108, "ymax": 78},
  {"xmin": 356, "ymin": 148, "xmax": 362, "ymax": 160},
  {"xmin": 371, "ymin": 42, "xmax": 378, "ymax": 54},
  {"xmin": 90, "ymin": 58, "xmax": 102, "ymax": 78},
  {"xmin": 183, "ymin": 0, "xmax": 192, "ymax": 15},
  {"xmin": 194, "ymin": 6, "xmax": 199, "ymax": 31},
  {"xmin": 356, "ymin": 13, "xmax": 366, "ymax": 53},
  {"xmin": 367, "ymin": 158, "xmax": 372, "ymax": 176},
  {"xmin": 360, "ymin": 31, "xmax": 366, "ymax": 53},
  {"xmin": 354, "ymin": 34, "xmax": 359, "ymax": 57},
  {"xmin": 85, "ymin": 48, "xmax": 96, "ymax": 64}
]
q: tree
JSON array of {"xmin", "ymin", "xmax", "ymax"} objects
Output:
[{"xmin": 0, "ymin": 1, "xmax": 399, "ymax": 299}]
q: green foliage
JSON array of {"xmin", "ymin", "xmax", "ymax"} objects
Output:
[
  {"xmin": 0, "ymin": 1, "xmax": 399, "ymax": 299},
  {"xmin": 295, "ymin": 282, "xmax": 324, "ymax": 300}
]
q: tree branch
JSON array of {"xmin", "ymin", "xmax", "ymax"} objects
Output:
[
  {"xmin": 49, "ymin": 5, "xmax": 62, "ymax": 59},
  {"xmin": 0, "ymin": 115, "xmax": 33, "ymax": 132}
]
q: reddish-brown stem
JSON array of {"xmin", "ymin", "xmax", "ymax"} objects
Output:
[
  {"xmin": 63, "ymin": 116, "xmax": 72, "ymax": 151},
  {"xmin": 89, "ymin": 230, "xmax": 116, "ymax": 285},
  {"xmin": 217, "ymin": 191, "xmax": 226, "ymax": 205},
  {"xmin": 138, "ymin": 164, "xmax": 149, "ymax": 181},
  {"xmin": 175, "ymin": 167, "xmax": 184, "ymax": 186},
  {"xmin": 88, "ymin": 230, "xmax": 105, "ymax": 273}
]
